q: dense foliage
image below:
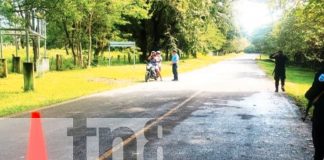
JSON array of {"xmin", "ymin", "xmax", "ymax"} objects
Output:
[
  {"xmin": 249, "ymin": 0, "xmax": 323, "ymax": 67},
  {"xmin": 0, "ymin": 0, "xmax": 241, "ymax": 67}
]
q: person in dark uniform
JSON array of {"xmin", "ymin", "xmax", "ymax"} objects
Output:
[
  {"xmin": 305, "ymin": 67, "xmax": 324, "ymax": 160},
  {"xmin": 269, "ymin": 51, "xmax": 288, "ymax": 92}
]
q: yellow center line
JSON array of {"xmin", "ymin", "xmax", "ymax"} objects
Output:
[{"xmin": 97, "ymin": 90, "xmax": 202, "ymax": 160}]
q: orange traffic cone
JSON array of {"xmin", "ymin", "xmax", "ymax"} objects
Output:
[{"xmin": 26, "ymin": 112, "xmax": 48, "ymax": 160}]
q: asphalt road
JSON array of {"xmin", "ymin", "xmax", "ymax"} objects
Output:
[{"xmin": 0, "ymin": 54, "xmax": 314, "ymax": 160}]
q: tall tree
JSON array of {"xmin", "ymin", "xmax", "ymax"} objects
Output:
[{"xmin": 251, "ymin": 0, "xmax": 323, "ymax": 67}]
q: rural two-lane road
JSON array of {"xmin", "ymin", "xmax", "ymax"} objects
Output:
[{"xmin": 0, "ymin": 54, "xmax": 314, "ymax": 160}]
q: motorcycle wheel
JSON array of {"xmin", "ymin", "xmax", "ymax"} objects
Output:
[{"xmin": 145, "ymin": 72, "xmax": 149, "ymax": 82}]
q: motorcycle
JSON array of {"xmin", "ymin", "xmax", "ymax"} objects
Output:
[{"xmin": 145, "ymin": 62, "xmax": 159, "ymax": 82}]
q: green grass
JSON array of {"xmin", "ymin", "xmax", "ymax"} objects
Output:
[
  {"xmin": 257, "ymin": 56, "xmax": 315, "ymax": 111},
  {"xmin": 0, "ymin": 51, "xmax": 241, "ymax": 117}
]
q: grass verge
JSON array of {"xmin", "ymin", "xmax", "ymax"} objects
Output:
[
  {"xmin": 0, "ymin": 53, "xmax": 240, "ymax": 117},
  {"xmin": 257, "ymin": 56, "xmax": 315, "ymax": 111}
]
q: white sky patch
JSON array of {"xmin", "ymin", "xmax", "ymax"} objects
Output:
[{"xmin": 232, "ymin": 0, "xmax": 278, "ymax": 34}]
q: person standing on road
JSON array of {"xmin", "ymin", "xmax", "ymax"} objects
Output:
[
  {"xmin": 305, "ymin": 67, "xmax": 324, "ymax": 160},
  {"xmin": 156, "ymin": 51, "xmax": 163, "ymax": 81},
  {"xmin": 171, "ymin": 49, "xmax": 179, "ymax": 81},
  {"xmin": 269, "ymin": 51, "xmax": 288, "ymax": 92}
]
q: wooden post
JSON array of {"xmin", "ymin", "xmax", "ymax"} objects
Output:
[
  {"xmin": 0, "ymin": 58, "xmax": 8, "ymax": 78},
  {"xmin": 0, "ymin": 27, "xmax": 3, "ymax": 59},
  {"xmin": 56, "ymin": 54, "xmax": 59, "ymax": 71},
  {"xmin": 11, "ymin": 55, "xmax": 15, "ymax": 72},
  {"xmin": 56, "ymin": 54, "xmax": 62, "ymax": 71},
  {"xmin": 44, "ymin": 20, "xmax": 47, "ymax": 58},
  {"xmin": 0, "ymin": 21, "xmax": 3, "ymax": 59},
  {"xmin": 26, "ymin": 13, "xmax": 30, "ymax": 62},
  {"xmin": 108, "ymin": 47, "xmax": 111, "ymax": 66},
  {"xmin": 117, "ymin": 55, "xmax": 120, "ymax": 63},
  {"xmin": 23, "ymin": 62, "xmax": 34, "ymax": 91},
  {"xmin": 12, "ymin": 55, "xmax": 21, "ymax": 73},
  {"xmin": 111, "ymin": 56, "xmax": 113, "ymax": 65},
  {"xmin": 133, "ymin": 49, "xmax": 135, "ymax": 66},
  {"xmin": 124, "ymin": 55, "xmax": 126, "ymax": 63},
  {"xmin": 128, "ymin": 52, "xmax": 131, "ymax": 64},
  {"xmin": 15, "ymin": 36, "xmax": 19, "ymax": 56}
]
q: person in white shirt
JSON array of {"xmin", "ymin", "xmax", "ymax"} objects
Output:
[{"xmin": 155, "ymin": 51, "xmax": 163, "ymax": 81}]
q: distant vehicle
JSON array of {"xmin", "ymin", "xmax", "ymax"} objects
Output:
[{"xmin": 145, "ymin": 62, "xmax": 159, "ymax": 82}]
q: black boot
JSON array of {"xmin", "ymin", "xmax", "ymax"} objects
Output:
[
  {"xmin": 275, "ymin": 78, "xmax": 279, "ymax": 92},
  {"xmin": 281, "ymin": 86, "xmax": 285, "ymax": 92}
]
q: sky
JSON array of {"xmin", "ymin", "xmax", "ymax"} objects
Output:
[{"xmin": 232, "ymin": 0, "xmax": 281, "ymax": 35}]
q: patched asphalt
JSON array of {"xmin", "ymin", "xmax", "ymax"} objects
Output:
[{"xmin": 0, "ymin": 54, "xmax": 314, "ymax": 160}]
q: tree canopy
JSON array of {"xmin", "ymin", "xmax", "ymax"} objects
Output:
[
  {"xmin": 0, "ymin": 0, "xmax": 241, "ymax": 65},
  {"xmin": 249, "ymin": 0, "xmax": 323, "ymax": 67}
]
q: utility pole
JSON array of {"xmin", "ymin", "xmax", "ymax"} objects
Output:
[
  {"xmin": 15, "ymin": 24, "xmax": 18, "ymax": 56},
  {"xmin": 25, "ymin": 11, "xmax": 30, "ymax": 63},
  {"xmin": 44, "ymin": 20, "xmax": 47, "ymax": 58},
  {"xmin": 23, "ymin": 9, "xmax": 34, "ymax": 91}
]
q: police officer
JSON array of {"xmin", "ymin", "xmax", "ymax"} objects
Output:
[
  {"xmin": 269, "ymin": 51, "xmax": 288, "ymax": 92},
  {"xmin": 305, "ymin": 67, "xmax": 324, "ymax": 160}
]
